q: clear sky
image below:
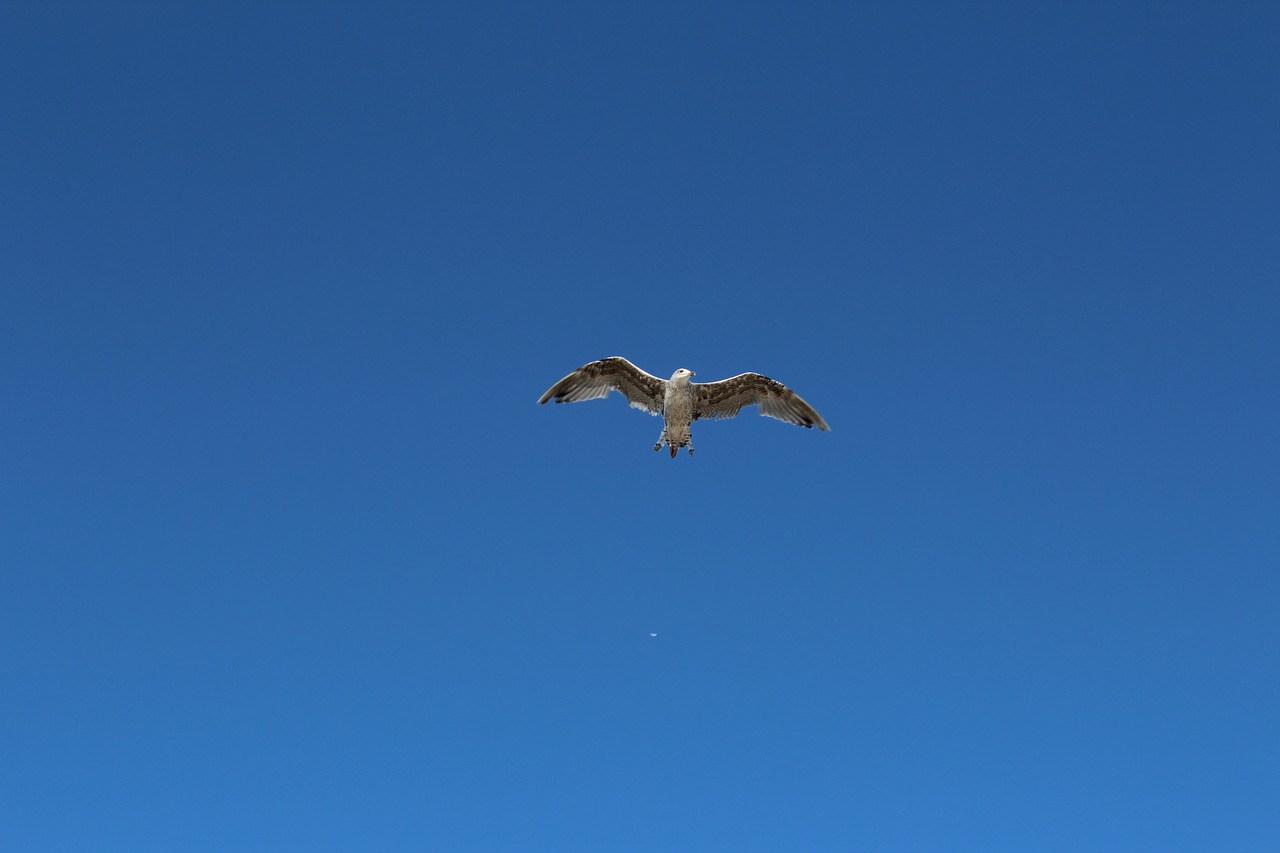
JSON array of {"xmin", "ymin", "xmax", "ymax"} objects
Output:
[{"xmin": 3, "ymin": 2, "xmax": 1278, "ymax": 851}]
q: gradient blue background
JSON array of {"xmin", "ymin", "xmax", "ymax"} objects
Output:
[{"xmin": 3, "ymin": 2, "xmax": 1278, "ymax": 851}]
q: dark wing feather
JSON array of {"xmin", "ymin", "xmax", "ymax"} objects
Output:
[
  {"xmin": 538, "ymin": 356, "xmax": 665, "ymax": 415},
  {"xmin": 693, "ymin": 373, "xmax": 830, "ymax": 430}
]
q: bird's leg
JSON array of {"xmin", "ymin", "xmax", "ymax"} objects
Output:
[{"xmin": 654, "ymin": 429, "xmax": 665, "ymax": 453}]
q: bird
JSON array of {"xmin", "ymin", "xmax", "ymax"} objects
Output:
[{"xmin": 538, "ymin": 356, "xmax": 829, "ymax": 458}]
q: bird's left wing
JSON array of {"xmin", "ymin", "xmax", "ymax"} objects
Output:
[
  {"xmin": 693, "ymin": 373, "xmax": 830, "ymax": 430},
  {"xmin": 538, "ymin": 356, "xmax": 665, "ymax": 415}
]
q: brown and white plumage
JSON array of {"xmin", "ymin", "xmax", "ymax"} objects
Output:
[
  {"xmin": 539, "ymin": 356, "xmax": 829, "ymax": 457},
  {"xmin": 537, "ymin": 356, "xmax": 665, "ymax": 414},
  {"xmin": 694, "ymin": 372, "xmax": 830, "ymax": 430}
]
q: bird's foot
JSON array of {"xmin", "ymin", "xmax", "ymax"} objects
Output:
[{"xmin": 653, "ymin": 441, "xmax": 662, "ymax": 452}]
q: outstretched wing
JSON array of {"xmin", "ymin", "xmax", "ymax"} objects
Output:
[
  {"xmin": 538, "ymin": 356, "xmax": 666, "ymax": 415},
  {"xmin": 693, "ymin": 373, "xmax": 830, "ymax": 430}
]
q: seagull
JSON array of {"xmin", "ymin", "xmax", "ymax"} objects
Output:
[{"xmin": 538, "ymin": 356, "xmax": 829, "ymax": 457}]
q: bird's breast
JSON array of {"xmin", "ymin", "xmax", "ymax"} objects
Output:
[{"xmin": 663, "ymin": 385, "xmax": 694, "ymax": 425}]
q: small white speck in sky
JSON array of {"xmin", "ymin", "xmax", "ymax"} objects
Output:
[{"xmin": 649, "ymin": 633, "xmax": 657, "ymax": 637}]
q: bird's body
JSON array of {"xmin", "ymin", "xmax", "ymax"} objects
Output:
[
  {"xmin": 657, "ymin": 370, "xmax": 696, "ymax": 457},
  {"xmin": 538, "ymin": 356, "xmax": 829, "ymax": 457}
]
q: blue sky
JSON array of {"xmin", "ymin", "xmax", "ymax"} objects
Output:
[{"xmin": 3, "ymin": 2, "xmax": 1278, "ymax": 850}]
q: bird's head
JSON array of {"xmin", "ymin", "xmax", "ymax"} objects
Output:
[{"xmin": 670, "ymin": 368, "xmax": 695, "ymax": 383}]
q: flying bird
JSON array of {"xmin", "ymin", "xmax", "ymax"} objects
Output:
[{"xmin": 538, "ymin": 356, "xmax": 829, "ymax": 457}]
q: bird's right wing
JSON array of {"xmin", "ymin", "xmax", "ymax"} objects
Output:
[{"xmin": 538, "ymin": 356, "xmax": 665, "ymax": 415}]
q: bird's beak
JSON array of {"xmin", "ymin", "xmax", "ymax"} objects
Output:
[{"xmin": 690, "ymin": 371, "xmax": 696, "ymax": 376}]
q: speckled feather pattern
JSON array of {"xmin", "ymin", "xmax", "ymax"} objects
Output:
[{"xmin": 540, "ymin": 356, "xmax": 828, "ymax": 457}]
